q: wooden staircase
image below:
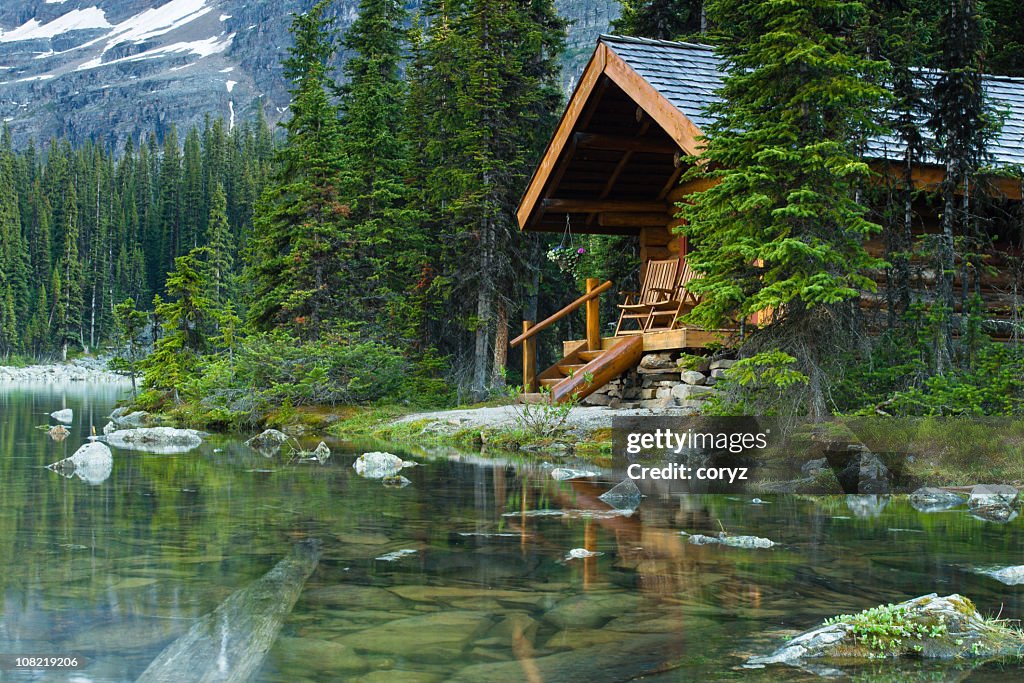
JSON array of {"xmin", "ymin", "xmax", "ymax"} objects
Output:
[{"xmin": 519, "ymin": 336, "xmax": 644, "ymax": 404}]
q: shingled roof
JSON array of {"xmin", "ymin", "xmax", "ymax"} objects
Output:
[{"xmin": 601, "ymin": 34, "xmax": 1024, "ymax": 168}]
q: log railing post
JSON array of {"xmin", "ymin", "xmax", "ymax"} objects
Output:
[
  {"xmin": 585, "ymin": 278, "xmax": 601, "ymax": 351},
  {"xmin": 522, "ymin": 320, "xmax": 537, "ymax": 393}
]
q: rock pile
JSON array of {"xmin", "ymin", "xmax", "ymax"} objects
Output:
[{"xmin": 582, "ymin": 353, "xmax": 734, "ymax": 410}]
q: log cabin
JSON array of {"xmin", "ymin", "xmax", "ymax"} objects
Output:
[{"xmin": 512, "ymin": 35, "xmax": 1024, "ymax": 403}]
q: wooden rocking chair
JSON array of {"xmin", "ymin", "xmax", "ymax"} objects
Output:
[
  {"xmin": 614, "ymin": 258, "xmax": 679, "ymax": 335},
  {"xmin": 644, "ymin": 259, "xmax": 701, "ymax": 332}
]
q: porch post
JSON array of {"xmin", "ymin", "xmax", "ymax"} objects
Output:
[
  {"xmin": 585, "ymin": 278, "xmax": 601, "ymax": 351},
  {"xmin": 522, "ymin": 320, "xmax": 537, "ymax": 393}
]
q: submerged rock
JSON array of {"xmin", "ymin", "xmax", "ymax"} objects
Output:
[
  {"xmin": 747, "ymin": 594, "xmax": 1024, "ymax": 667},
  {"xmin": 354, "ymin": 452, "xmax": 413, "ymax": 479},
  {"xmin": 599, "ymin": 479, "xmax": 642, "ymax": 510},
  {"xmin": 246, "ymin": 429, "xmax": 290, "ymax": 452},
  {"xmin": 47, "ymin": 424, "xmax": 70, "ymax": 441},
  {"xmin": 565, "ymin": 548, "xmax": 603, "ymax": 560},
  {"xmin": 375, "ymin": 549, "xmax": 418, "ymax": 562},
  {"xmin": 50, "ymin": 408, "xmax": 73, "ymax": 424},
  {"xmin": 102, "ymin": 428, "xmax": 204, "ymax": 454},
  {"xmin": 687, "ymin": 532, "xmax": 774, "ymax": 549},
  {"xmin": 976, "ymin": 566, "xmax": 1024, "ymax": 586},
  {"xmin": 382, "ymin": 475, "xmax": 412, "ymax": 488},
  {"xmin": 550, "ymin": 468, "xmax": 599, "ymax": 481},
  {"xmin": 46, "ymin": 442, "xmax": 113, "ymax": 485},
  {"xmin": 909, "ymin": 487, "xmax": 967, "ymax": 512}
]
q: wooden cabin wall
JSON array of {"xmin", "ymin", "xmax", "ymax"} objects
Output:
[
  {"xmin": 638, "ymin": 220, "xmax": 682, "ymax": 278},
  {"xmin": 861, "ymin": 203, "xmax": 1024, "ymax": 335}
]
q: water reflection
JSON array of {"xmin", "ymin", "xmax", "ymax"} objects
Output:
[{"xmin": 0, "ymin": 383, "xmax": 1023, "ymax": 681}]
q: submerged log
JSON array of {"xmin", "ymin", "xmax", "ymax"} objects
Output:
[{"xmin": 137, "ymin": 539, "xmax": 321, "ymax": 683}]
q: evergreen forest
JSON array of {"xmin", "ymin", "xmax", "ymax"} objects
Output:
[{"xmin": 1, "ymin": 0, "xmax": 1023, "ymax": 423}]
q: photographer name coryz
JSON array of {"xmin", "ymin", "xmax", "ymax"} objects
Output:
[{"xmin": 626, "ymin": 463, "xmax": 749, "ymax": 483}]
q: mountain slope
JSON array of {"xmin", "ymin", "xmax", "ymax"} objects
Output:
[{"xmin": 0, "ymin": 0, "xmax": 619, "ymax": 147}]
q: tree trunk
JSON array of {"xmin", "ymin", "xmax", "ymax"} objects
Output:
[{"xmin": 490, "ymin": 297, "xmax": 508, "ymax": 390}]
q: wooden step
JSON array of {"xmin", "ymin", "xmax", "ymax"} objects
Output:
[
  {"xmin": 557, "ymin": 363, "xmax": 587, "ymax": 376},
  {"xmin": 577, "ymin": 350, "xmax": 604, "ymax": 362},
  {"xmin": 539, "ymin": 378, "xmax": 563, "ymax": 388},
  {"xmin": 517, "ymin": 392, "xmax": 549, "ymax": 404}
]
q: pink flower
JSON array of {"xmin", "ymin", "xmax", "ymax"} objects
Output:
[{"xmin": 577, "ymin": 247, "xmax": 586, "ymax": 254}]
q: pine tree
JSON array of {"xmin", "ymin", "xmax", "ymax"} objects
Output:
[
  {"xmin": 987, "ymin": 0, "xmax": 1024, "ymax": 76},
  {"xmin": 182, "ymin": 127, "xmax": 205, "ymax": 249},
  {"xmin": 339, "ymin": 0, "xmax": 426, "ymax": 340},
  {"xmin": 206, "ymin": 182, "xmax": 235, "ymax": 309},
  {"xmin": 613, "ymin": 0, "xmax": 706, "ymax": 40},
  {"xmin": 246, "ymin": 0, "xmax": 350, "ymax": 338},
  {"xmin": 411, "ymin": 0, "xmax": 566, "ymax": 398},
  {"xmin": 142, "ymin": 249, "xmax": 217, "ymax": 394},
  {"xmin": 113, "ymin": 297, "xmax": 148, "ymax": 398},
  {"xmin": 680, "ymin": 0, "xmax": 888, "ymax": 416},
  {"xmin": 53, "ymin": 176, "xmax": 83, "ymax": 360},
  {"xmin": 929, "ymin": 0, "xmax": 993, "ymax": 371},
  {"xmin": 159, "ymin": 125, "xmax": 182, "ymax": 277}
]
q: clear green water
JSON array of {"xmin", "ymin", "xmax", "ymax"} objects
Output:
[{"xmin": 1, "ymin": 382, "xmax": 1023, "ymax": 682}]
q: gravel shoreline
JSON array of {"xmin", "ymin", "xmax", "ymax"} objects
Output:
[{"xmin": 0, "ymin": 359, "xmax": 132, "ymax": 384}]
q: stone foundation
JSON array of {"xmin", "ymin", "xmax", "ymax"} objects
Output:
[{"xmin": 582, "ymin": 353, "xmax": 735, "ymax": 411}]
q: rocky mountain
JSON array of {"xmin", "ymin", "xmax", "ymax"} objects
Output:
[{"xmin": 0, "ymin": 0, "xmax": 620, "ymax": 148}]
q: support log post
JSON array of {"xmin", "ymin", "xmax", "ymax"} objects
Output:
[
  {"xmin": 522, "ymin": 320, "xmax": 537, "ymax": 393},
  {"xmin": 586, "ymin": 279, "xmax": 601, "ymax": 351}
]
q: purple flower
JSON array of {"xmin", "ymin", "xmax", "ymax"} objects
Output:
[{"xmin": 577, "ymin": 247, "xmax": 585, "ymax": 254}]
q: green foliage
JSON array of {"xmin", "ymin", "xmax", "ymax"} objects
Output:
[
  {"xmin": 112, "ymin": 297, "xmax": 148, "ymax": 398},
  {"xmin": 173, "ymin": 330, "xmax": 449, "ymax": 427},
  {"xmin": 612, "ymin": 0, "xmax": 706, "ymax": 41},
  {"xmin": 246, "ymin": 0, "xmax": 350, "ymax": 338},
  {"xmin": 703, "ymin": 351, "xmax": 809, "ymax": 416},
  {"xmin": 824, "ymin": 602, "xmax": 948, "ymax": 659}
]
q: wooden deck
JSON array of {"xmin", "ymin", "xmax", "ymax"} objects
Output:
[{"xmin": 561, "ymin": 325, "xmax": 738, "ymax": 357}]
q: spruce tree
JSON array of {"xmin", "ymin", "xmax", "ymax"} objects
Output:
[
  {"xmin": 206, "ymin": 182, "xmax": 235, "ymax": 309},
  {"xmin": 929, "ymin": 0, "xmax": 992, "ymax": 371},
  {"xmin": 680, "ymin": 0, "xmax": 888, "ymax": 416},
  {"xmin": 412, "ymin": 0, "xmax": 566, "ymax": 398},
  {"xmin": 53, "ymin": 176, "xmax": 83, "ymax": 360},
  {"xmin": 246, "ymin": 0, "xmax": 349, "ymax": 338},
  {"xmin": 613, "ymin": 0, "xmax": 706, "ymax": 40},
  {"xmin": 339, "ymin": 0, "xmax": 426, "ymax": 340}
]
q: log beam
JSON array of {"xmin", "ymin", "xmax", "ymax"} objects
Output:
[
  {"xmin": 574, "ymin": 132, "xmax": 679, "ymax": 155},
  {"xmin": 542, "ymin": 198, "xmax": 669, "ymax": 213}
]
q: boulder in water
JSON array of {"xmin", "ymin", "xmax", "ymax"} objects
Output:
[
  {"xmin": 747, "ymin": 594, "xmax": 1024, "ymax": 667},
  {"xmin": 565, "ymin": 548, "xmax": 603, "ymax": 560},
  {"xmin": 909, "ymin": 487, "xmax": 967, "ymax": 512},
  {"xmin": 599, "ymin": 478, "xmax": 642, "ymax": 510},
  {"xmin": 110, "ymin": 410, "xmax": 152, "ymax": 429},
  {"xmin": 47, "ymin": 442, "xmax": 113, "ymax": 485},
  {"xmin": 50, "ymin": 408, "xmax": 73, "ymax": 424},
  {"xmin": 967, "ymin": 484, "xmax": 1018, "ymax": 522},
  {"xmin": 311, "ymin": 441, "xmax": 330, "ymax": 463},
  {"xmin": 382, "ymin": 475, "xmax": 412, "ymax": 488},
  {"xmin": 246, "ymin": 429, "xmax": 290, "ymax": 453},
  {"xmin": 354, "ymin": 452, "xmax": 411, "ymax": 479},
  {"xmin": 101, "ymin": 427, "xmax": 204, "ymax": 454}
]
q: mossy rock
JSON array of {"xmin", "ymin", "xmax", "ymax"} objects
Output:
[{"xmin": 748, "ymin": 594, "xmax": 1024, "ymax": 669}]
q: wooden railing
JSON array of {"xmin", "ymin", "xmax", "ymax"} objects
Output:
[{"xmin": 510, "ymin": 278, "xmax": 612, "ymax": 393}]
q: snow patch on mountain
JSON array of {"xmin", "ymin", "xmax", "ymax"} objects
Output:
[
  {"xmin": 77, "ymin": 33, "xmax": 233, "ymax": 71},
  {"xmin": 0, "ymin": 8, "xmax": 111, "ymax": 43}
]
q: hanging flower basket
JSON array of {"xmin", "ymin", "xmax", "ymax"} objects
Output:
[{"xmin": 547, "ymin": 245, "xmax": 586, "ymax": 277}]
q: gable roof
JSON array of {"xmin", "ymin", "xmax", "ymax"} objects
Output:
[
  {"xmin": 516, "ymin": 35, "xmax": 1024, "ymax": 232},
  {"xmin": 602, "ymin": 34, "xmax": 1024, "ymax": 167}
]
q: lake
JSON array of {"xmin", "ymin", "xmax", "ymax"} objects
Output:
[{"xmin": 1, "ymin": 380, "xmax": 1023, "ymax": 681}]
